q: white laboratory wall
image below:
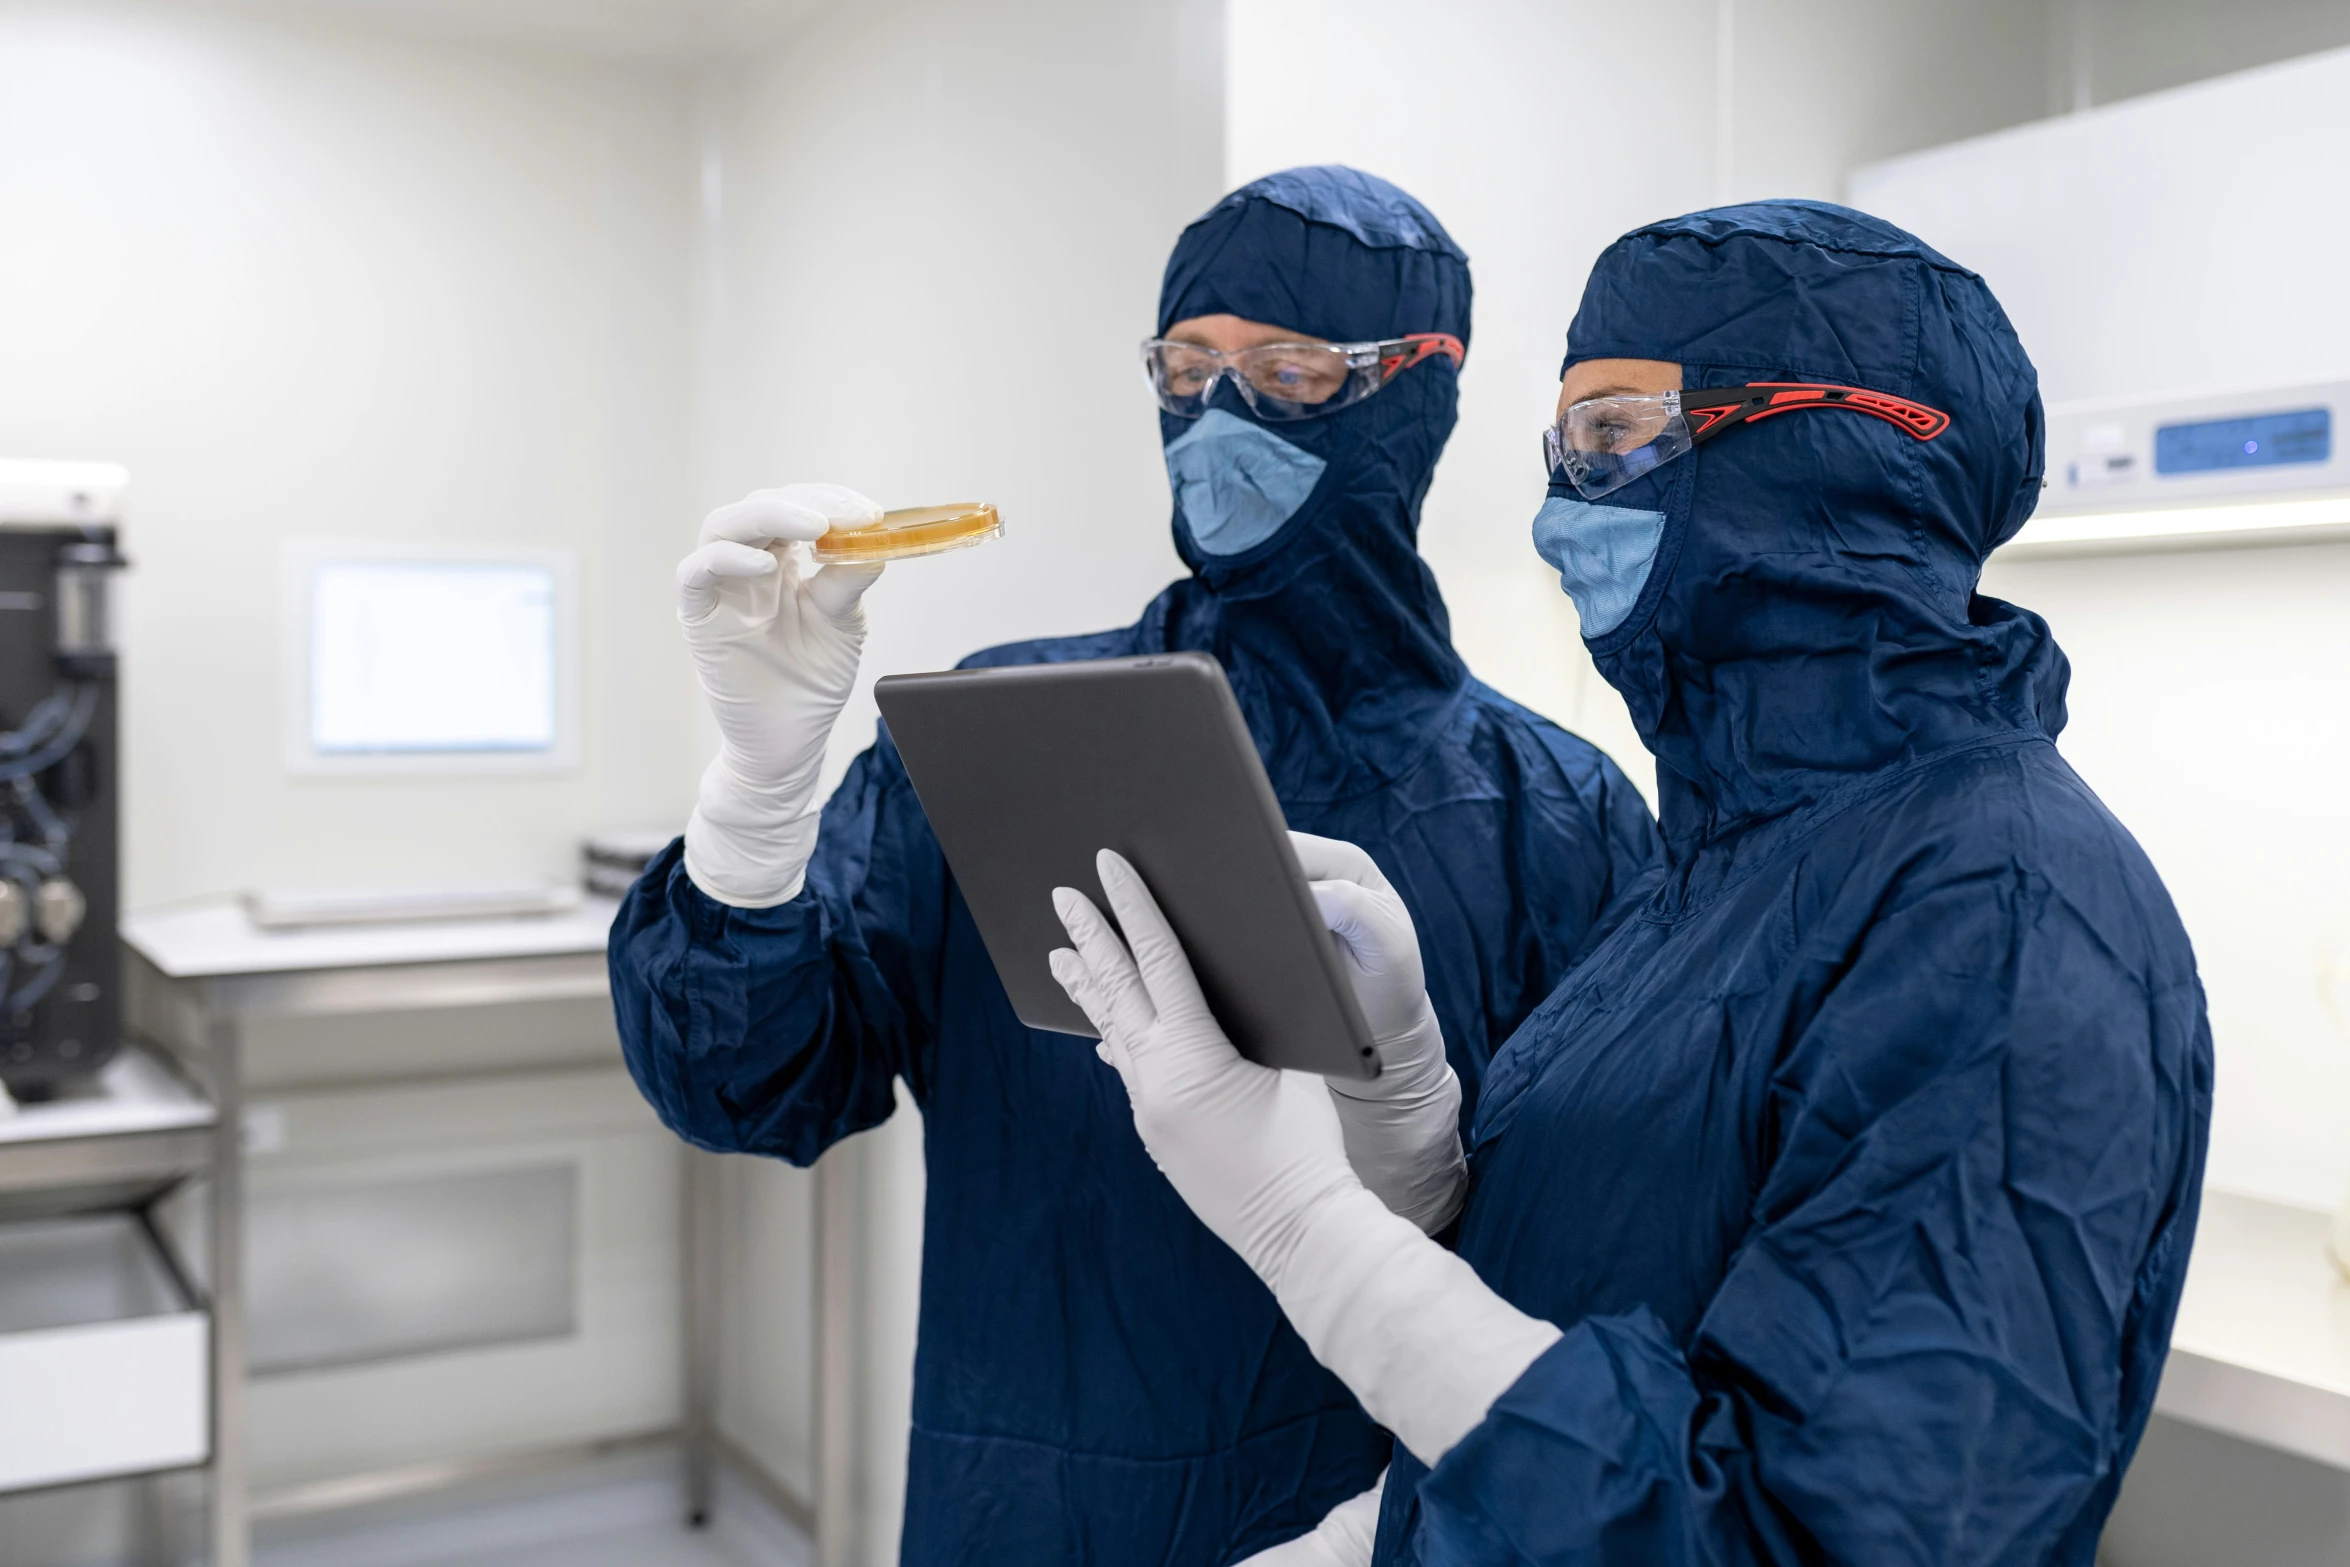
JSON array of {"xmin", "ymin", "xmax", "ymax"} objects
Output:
[
  {"xmin": 1224, "ymin": 0, "xmax": 2056, "ymax": 802},
  {"xmin": 1850, "ymin": 45, "xmax": 2350, "ymax": 404},
  {"xmin": 695, "ymin": 0, "xmax": 1221, "ymax": 792},
  {"xmin": 0, "ymin": 0, "xmax": 703, "ymax": 910},
  {"xmin": 1853, "ymin": 50, "xmax": 2350, "ymax": 1213},
  {"xmin": 693, "ymin": 0, "xmax": 1223, "ymax": 1558}
]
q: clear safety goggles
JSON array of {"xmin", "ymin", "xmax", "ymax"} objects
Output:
[
  {"xmin": 1542, "ymin": 382, "xmax": 1952, "ymax": 499},
  {"xmin": 1141, "ymin": 333, "xmax": 1465, "ymax": 421}
]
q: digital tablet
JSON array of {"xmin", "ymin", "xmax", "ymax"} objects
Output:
[{"xmin": 874, "ymin": 652, "xmax": 1378, "ymax": 1080}]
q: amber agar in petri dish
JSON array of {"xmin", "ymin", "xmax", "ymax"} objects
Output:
[{"xmin": 812, "ymin": 503, "xmax": 1003, "ymax": 564}]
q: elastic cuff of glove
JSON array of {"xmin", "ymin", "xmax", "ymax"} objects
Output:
[
  {"xmin": 1398, "ymin": 1158, "xmax": 1467, "ymax": 1236},
  {"xmin": 683, "ymin": 807, "xmax": 815, "ymax": 909},
  {"xmin": 1278, "ymin": 1188, "xmax": 1562, "ymax": 1468},
  {"xmin": 683, "ymin": 753, "xmax": 824, "ymax": 907}
]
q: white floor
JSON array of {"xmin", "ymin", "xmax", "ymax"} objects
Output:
[
  {"xmin": 253, "ymin": 1451, "xmax": 810, "ymax": 1567},
  {"xmin": 0, "ymin": 1447, "xmax": 811, "ymax": 1567}
]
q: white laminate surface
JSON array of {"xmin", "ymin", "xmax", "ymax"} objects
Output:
[
  {"xmin": 121, "ymin": 898, "xmax": 623, "ymax": 981},
  {"xmin": 2155, "ymin": 1189, "xmax": 2350, "ymax": 1469},
  {"xmin": 0, "ymin": 1045, "xmax": 214, "ymax": 1143}
]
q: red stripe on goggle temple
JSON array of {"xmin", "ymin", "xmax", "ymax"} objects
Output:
[{"xmin": 1741, "ymin": 383, "xmax": 1950, "ymax": 439}]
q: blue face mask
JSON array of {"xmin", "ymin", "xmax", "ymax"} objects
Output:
[
  {"xmin": 1165, "ymin": 409, "xmax": 1328, "ymax": 556},
  {"xmin": 1531, "ymin": 492, "xmax": 1667, "ymax": 638}
]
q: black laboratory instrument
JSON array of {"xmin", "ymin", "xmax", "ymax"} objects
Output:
[{"xmin": 0, "ymin": 462, "xmax": 129, "ymax": 1100}]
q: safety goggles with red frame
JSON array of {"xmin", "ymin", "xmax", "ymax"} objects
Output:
[
  {"xmin": 1143, "ymin": 332, "xmax": 1466, "ymax": 422},
  {"xmin": 1544, "ymin": 382, "xmax": 1951, "ymax": 499}
]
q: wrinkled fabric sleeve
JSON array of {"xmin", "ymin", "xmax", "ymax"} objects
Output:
[
  {"xmin": 1399, "ymin": 867, "xmax": 2207, "ymax": 1565},
  {"xmin": 608, "ymin": 726, "xmax": 949, "ymax": 1164}
]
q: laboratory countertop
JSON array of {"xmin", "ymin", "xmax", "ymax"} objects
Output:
[
  {"xmin": 120, "ymin": 896, "xmax": 624, "ymax": 980},
  {"xmin": 0, "ymin": 1045, "xmax": 213, "ymax": 1144},
  {"xmin": 2156, "ymin": 1188, "xmax": 2350, "ymax": 1470}
]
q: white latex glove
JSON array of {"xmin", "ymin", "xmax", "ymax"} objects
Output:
[
  {"xmin": 1293, "ymin": 832, "xmax": 1465, "ymax": 1233},
  {"xmin": 1051, "ymin": 852, "xmax": 1561, "ymax": 1468},
  {"xmin": 1233, "ymin": 1472, "xmax": 1383, "ymax": 1566},
  {"xmin": 1050, "ymin": 852, "xmax": 1357, "ymax": 1288},
  {"xmin": 678, "ymin": 484, "xmax": 885, "ymax": 908}
]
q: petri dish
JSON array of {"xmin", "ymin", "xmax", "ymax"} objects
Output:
[{"xmin": 812, "ymin": 503, "xmax": 1003, "ymax": 564}]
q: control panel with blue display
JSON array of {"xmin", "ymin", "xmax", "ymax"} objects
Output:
[
  {"xmin": 2154, "ymin": 407, "xmax": 2331, "ymax": 475},
  {"xmin": 2040, "ymin": 380, "xmax": 2348, "ymax": 514}
]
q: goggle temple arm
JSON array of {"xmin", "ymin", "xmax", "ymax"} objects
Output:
[
  {"xmin": 1678, "ymin": 383, "xmax": 1952, "ymax": 444},
  {"xmin": 1375, "ymin": 333, "xmax": 1467, "ymax": 380}
]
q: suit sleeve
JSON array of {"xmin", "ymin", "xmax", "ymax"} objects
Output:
[
  {"xmin": 1402, "ymin": 867, "xmax": 2208, "ymax": 1565},
  {"xmin": 607, "ymin": 726, "xmax": 951, "ymax": 1165}
]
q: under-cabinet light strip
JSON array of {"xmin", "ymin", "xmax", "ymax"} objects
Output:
[{"xmin": 2000, "ymin": 493, "xmax": 2350, "ymax": 556}]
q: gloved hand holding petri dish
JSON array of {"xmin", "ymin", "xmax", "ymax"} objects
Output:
[
  {"xmin": 812, "ymin": 502, "xmax": 1004, "ymax": 564},
  {"xmin": 674, "ymin": 489, "xmax": 1003, "ymax": 910}
]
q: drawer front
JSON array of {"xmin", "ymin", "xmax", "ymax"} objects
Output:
[
  {"xmin": 0, "ymin": 1313, "xmax": 208, "ymax": 1490},
  {"xmin": 238, "ymin": 1068, "xmax": 681, "ymax": 1488}
]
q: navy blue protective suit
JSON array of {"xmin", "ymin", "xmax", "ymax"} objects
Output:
[
  {"xmin": 610, "ymin": 167, "xmax": 1660, "ymax": 1565},
  {"xmin": 1373, "ymin": 203, "xmax": 2212, "ymax": 1564}
]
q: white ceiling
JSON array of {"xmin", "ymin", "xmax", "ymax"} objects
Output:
[{"xmin": 245, "ymin": 0, "xmax": 840, "ymax": 64}]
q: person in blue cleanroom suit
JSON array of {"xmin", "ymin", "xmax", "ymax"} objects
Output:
[
  {"xmin": 608, "ymin": 165, "xmax": 1660, "ymax": 1566},
  {"xmin": 1050, "ymin": 200, "xmax": 2214, "ymax": 1566}
]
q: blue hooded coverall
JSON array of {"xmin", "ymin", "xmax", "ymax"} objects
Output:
[
  {"xmin": 609, "ymin": 167, "xmax": 1661, "ymax": 1564},
  {"xmin": 1369, "ymin": 203, "xmax": 2213, "ymax": 1564}
]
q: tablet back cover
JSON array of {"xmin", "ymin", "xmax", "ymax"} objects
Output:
[{"xmin": 874, "ymin": 653, "xmax": 1377, "ymax": 1079}]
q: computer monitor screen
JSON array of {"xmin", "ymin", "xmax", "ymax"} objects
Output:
[{"xmin": 308, "ymin": 560, "xmax": 559, "ymax": 755}]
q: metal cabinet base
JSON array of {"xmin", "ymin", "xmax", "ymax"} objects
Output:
[{"xmin": 120, "ymin": 898, "xmax": 822, "ymax": 1562}]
